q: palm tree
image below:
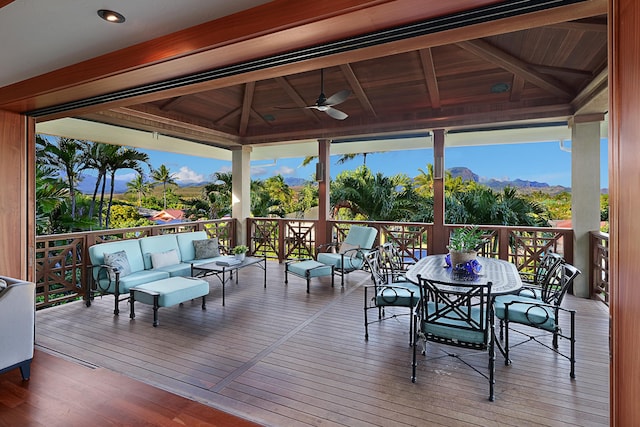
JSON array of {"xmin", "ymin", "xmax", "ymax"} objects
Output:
[
  {"xmin": 37, "ymin": 136, "xmax": 89, "ymax": 220},
  {"xmin": 84, "ymin": 142, "xmax": 120, "ymax": 223},
  {"xmin": 126, "ymin": 172, "xmax": 152, "ymax": 207},
  {"xmin": 34, "ymin": 164, "xmax": 69, "ymax": 234},
  {"xmin": 201, "ymin": 171, "xmax": 232, "ymax": 218},
  {"xmin": 414, "ymin": 163, "xmax": 435, "ymax": 197},
  {"xmin": 104, "ymin": 148, "xmax": 150, "ymax": 228},
  {"xmin": 151, "ymin": 164, "xmax": 178, "ymax": 209},
  {"xmin": 330, "ymin": 165, "xmax": 418, "ymax": 221}
]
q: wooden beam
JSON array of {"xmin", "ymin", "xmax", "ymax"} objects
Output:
[
  {"xmin": 159, "ymin": 97, "xmax": 185, "ymax": 111},
  {"xmin": 572, "ymin": 66, "xmax": 608, "ymax": 114},
  {"xmin": 509, "ymin": 75, "xmax": 525, "ymax": 102},
  {"xmin": 339, "ymin": 63, "xmax": 376, "ymax": 118},
  {"xmin": 457, "ymin": 39, "xmax": 574, "ymax": 98},
  {"xmin": 0, "ymin": 0, "xmax": 605, "ymax": 116},
  {"xmin": 91, "ymin": 106, "xmax": 240, "ymax": 146},
  {"xmin": 239, "ymin": 82, "xmax": 255, "ymax": 136},
  {"xmin": 274, "ymin": 76, "xmax": 321, "ymax": 123},
  {"xmin": 547, "ymin": 19, "xmax": 608, "ymax": 33},
  {"xmin": 419, "ymin": 48, "xmax": 441, "ymax": 109},
  {"xmin": 530, "ymin": 64, "xmax": 594, "ymax": 78}
]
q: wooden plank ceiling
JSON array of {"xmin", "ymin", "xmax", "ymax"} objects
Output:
[{"xmin": 46, "ymin": 1, "xmax": 609, "ymax": 149}]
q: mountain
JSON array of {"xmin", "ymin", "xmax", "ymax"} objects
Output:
[
  {"xmin": 77, "ymin": 175, "xmax": 129, "ymax": 194},
  {"xmin": 448, "ymin": 167, "xmax": 570, "ymax": 195}
]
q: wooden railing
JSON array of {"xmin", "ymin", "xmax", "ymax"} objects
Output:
[
  {"xmin": 590, "ymin": 230, "xmax": 610, "ymax": 304},
  {"xmin": 247, "ymin": 218, "xmax": 574, "ymax": 270},
  {"xmin": 34, "ymin": 219, "xmax": 235, "ymax": 309},
  {"xmin": 36, "ymin": 218, "xmax": 610, "ymax": 309}
]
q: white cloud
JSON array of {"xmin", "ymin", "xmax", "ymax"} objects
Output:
[
  {"xmin": 251, "ymin": 166, "xmax": 268, "ymax": 176},
  {"xmin": 275, "ymin": 165, "xmax": 295, "ymax": 176},
  {"xmin": 175, "ymin": 166, "xmax": 205, "ymax": 184}
]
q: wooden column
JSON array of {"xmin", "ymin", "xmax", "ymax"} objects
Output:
[
  {"xmin": 316, "ymin": 139, "xmax": 331, "ymax": 247},
  {"xmin": 0, "ymin": 110, "xmax": 34, "ymax": 280},
  {"xmin": 610, "ymin": 0, "xmax": 640, "ymax": 424},
  {"xmin": 431, "ymin": 129, "xmax": 447, "ymax": 254}
]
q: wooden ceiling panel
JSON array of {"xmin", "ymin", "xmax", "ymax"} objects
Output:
[{"xmin": 93, "ymin": 3, "xmax": 608, "ymax": 146}]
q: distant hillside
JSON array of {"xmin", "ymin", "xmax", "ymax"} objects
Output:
[
  {"xmin": 78, "ymin": 175, "xmax": 312, "ymax": 195},
  {"xmin": 448, "ymin": 167, "xmax": 571, "ymax": 195},
  {"xmin": 77, "ymin": 167, "xmax": 578, "ymax": 197}
]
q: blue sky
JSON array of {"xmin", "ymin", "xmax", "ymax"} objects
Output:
[{"xmin": 117, "ymin": 139, "xmax": 609, "ymax": 189}]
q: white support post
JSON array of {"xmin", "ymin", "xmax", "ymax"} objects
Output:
[
  {"xmin": 570, "ymin": 117, "xmax": 602, "ymax": 297},
  {"xmin": 232, "ymin": 146, "xmax": 252, "ymax": 247}
]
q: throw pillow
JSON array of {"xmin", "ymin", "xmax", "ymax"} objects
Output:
[
  {"xmin": 151, "ymin": 249, "xmax": 181, "ymax": 269},
  {"xmin": 193, "ymin": 238, "xmax": 220, "ymax": 259},
  {"xmin": 0, "ymin": 279, "xmax": 7, "ymax": 290},
  {"xmin": 339, "ymin": 242, "xmax": 360, "ymax": 254},
  {"xmin": 103, "ymin": 250, "xmax": 132, "ymax": 281}
]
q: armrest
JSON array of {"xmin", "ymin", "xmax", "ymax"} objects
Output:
[
  {"xmin": 316, "ymin": 242, "xmax": 339, "ymax": 253},
  {"xmin": 87, "ymin": 264, "xmax": 121, "ymax": 293}
]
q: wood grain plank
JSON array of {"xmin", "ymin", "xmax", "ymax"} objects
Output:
[{"xmin": 22, "ymin": 261, "xmax": 610, "ymax": 426}]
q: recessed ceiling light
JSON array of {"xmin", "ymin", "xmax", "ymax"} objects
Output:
[
  {"xmin": 97, "ymin": 9, "xmax": 126, "ymax": 24},
  {"xmin": 490, "ymin": 83, "xmax": 510, "ymax": 94}
]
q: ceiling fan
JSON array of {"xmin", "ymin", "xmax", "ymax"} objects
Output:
[{"xmin": 279, "ymin": 69, "xmax": 351, "ymax": 120}]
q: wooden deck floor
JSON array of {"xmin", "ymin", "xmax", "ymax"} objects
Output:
[{"xmin": 33, "ymin": 261, "xmax": 610, "ymax": 426}]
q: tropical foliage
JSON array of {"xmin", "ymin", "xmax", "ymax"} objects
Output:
[{"xmin": 35, "ymin": 135, "xmax": 596, "ymax": 235}]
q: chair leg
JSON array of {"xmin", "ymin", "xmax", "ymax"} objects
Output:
[
  {"xmin": 489, "ymin": 332, "xmax": 496, "ymax": 401},
  {"xmin": 570, "ymin": 310, "xmax": 576, "ymax": 379},
  {"xmin": 411, "ymin": 315, "xmax": 418, "ymax": 383},
  {"xmin": 504, "ymin": 315, "xmax": 511, "ymax": 366},
  {"xmin": 364, "ymin": 288, "xmax": 369, "ymax": 341},
  {"xmin": 499, "ymin": 319, "xmax": 504, "ymax": 340}
]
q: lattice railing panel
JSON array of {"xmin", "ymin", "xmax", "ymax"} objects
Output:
[
  {"xmin": 35, "ymin": 236, "xmax": 85, "ymax": 308},
  {"xmin": 285, "ymin": 221, "xmax": 316, "ymax": 260},
  {"xmin": 509, "ymin": 229, "xmax": 567, "ymax": 274}
]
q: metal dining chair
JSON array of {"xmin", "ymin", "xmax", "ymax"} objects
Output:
[
  {"xmin": 413, "ymin": 275, "xmax": 495, "ymax": 401},
  {"xmin": 493, "ymin": 263, "xmax": 581, "ymax": 378},
  {"xmin": 363, "ymin": 248, "xmax": 421, "ymax": 345}
]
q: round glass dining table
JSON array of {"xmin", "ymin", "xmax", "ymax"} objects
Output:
[{"xmin": 405, "ymin": 254, "xmax": 522, "ymax": 295}]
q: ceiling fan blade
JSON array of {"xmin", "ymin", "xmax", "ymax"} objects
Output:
[
  {"xmin": 324, "ymin": 89, "xmax": 351, "ymax": 106},
  {"xmin": 324, "ymin": 107, "xmax": 348, "ymax": 120}
]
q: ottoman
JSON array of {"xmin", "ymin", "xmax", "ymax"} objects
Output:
[
  {"xmin": 285, "ymin": 260, "xmax": 334, "ymax": 293},
  {"xmin": 129, "ymin": 277, "xmax": 209, "ymax": 326}
]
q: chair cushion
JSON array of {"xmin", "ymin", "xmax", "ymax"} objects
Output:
[
  {"xmin": 96, "ymin": 270, "xmax": 170, "ymax": 294},
  {"xmin": 193, "ymin": 238, "xmax": 220, "ymax": 259},
  {"xmin": 339, "ymin": 242, "xmax": 359, "ymax": 254},
  {"xmin": 176, "ymin": 231, "xmax": 209, "ymax": 262},
  {"xmin": 317, "ymin": 252, "xmax": 364, "ymax": 270},
  {"xmin": 132, "ymin": 277, "xmax": 209, "ymax": 307},
  {"xmin": 103, "ymin": 250, "xmax": 132, "ymax": 281},
  {"xmin": 287, "ymin": 260, "xmax": 333, "ymax": 278},
  {"xmin": 151, "ymin": 249, "xmax": 181, "ymax": 269},
  {"xmin": 494, "ymin": 295, "xmax": 557, "ymax": 331},
  {"xmin": 139, "ymin": 234, "xmax": 182, "ymax": 269},
  {"xmin": 376, "ymin": 282, "xmax": 421, "ymax": 307},
  {"xmin": 423, "ymin": 302, "xmax": 486, "ymax": 344}
]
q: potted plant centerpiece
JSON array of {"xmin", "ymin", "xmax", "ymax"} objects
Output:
[
  {"xmin": 233, "ymin": 245, "xmax": 248, "ymax": 261},
  {"xmin": 447, "ymin": 225, "xmax": 484, "ymax": 267}
]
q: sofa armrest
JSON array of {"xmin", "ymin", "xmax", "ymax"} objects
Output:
[{"xmin": 0, "ymin": 277, "xmax": 35, "ymax": 372}]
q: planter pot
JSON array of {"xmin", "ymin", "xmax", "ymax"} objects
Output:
[
  {"xmin": 449, "ymin": 250, "xmax": 477, "ymax": 267},
  {"xmin": 235, "ymin": 253, "xmax": 246, "ymax": 261}
]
